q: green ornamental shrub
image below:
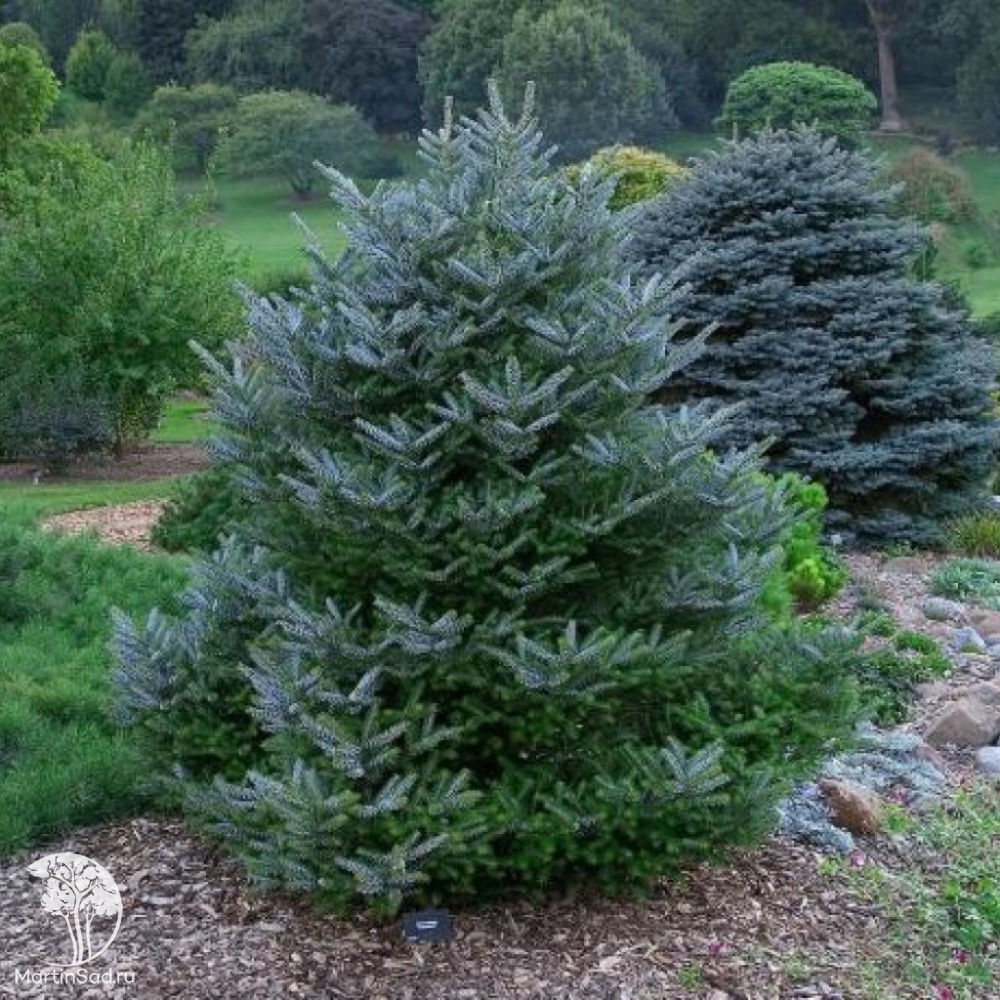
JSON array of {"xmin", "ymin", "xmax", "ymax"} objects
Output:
[
  {"xmin": 113, "ymin": 88, "xmax": 861, "ymax": 916},
  {"xmin": 716, "ymin": 61, "xmax": 877, "ymax": 145},
  {"xmin": 565, "ymin": 146, "xmax": 687, "ymax": 210},
  {"xmin": 884, "ymin": 147, "xmax": 977, "ymax": 225},
  {"xmin": 0, "ymin": 140, "xmax": 241, "ymax": 457},
  {"xmin": 632, "ymin": 128, "xmax": 1000, "ymax": 548}
]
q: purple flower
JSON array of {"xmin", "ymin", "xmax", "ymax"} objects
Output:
[
  {"xmin": 849, "ymin": 849, "xmax": 866, "ymax": 868},
  {"xmin": 934, "ymin": 984, "xmax": 955, "ymax": 1000}
]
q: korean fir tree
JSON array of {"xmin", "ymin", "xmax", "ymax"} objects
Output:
[
  {"xmin": 113, "ymin": 87, "xmax": 860, "ymax": 916},
  {"xmin": 632, "ymin": 128, "xmax": 1000, "ymax": 548}
]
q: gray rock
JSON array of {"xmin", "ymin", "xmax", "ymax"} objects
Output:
[
  {"xmin": 923, "ymin": 597, "xmax": 968, "ymax": 623},
  {"xmin": 968, "ymin": 681, "xmax": 1000, "ymax": 706},
  {"xmin": 925, "ymin": 697, "xmax": 1000, "ymax": 748},
  {"xmin": 974, "ymin": 747, "xmax": 1000, "ymax": 775},
  {"xmin": 952, "ymin": 626, "xmax": 988, "ymax": 653}
]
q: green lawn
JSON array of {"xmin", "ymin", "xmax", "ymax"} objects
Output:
[
  {"xmin": 192, "ymin": 176, "xmax": 347, "ymax": 285},
  {"xmin": 152, "ymin": 397, "xmax": 215, "ymax": 444},
  {"xmin": 0, "ymin": 479, "xmax": 184, "ymax": 519},
  {"xmin": 0, "ymin": 507, "xmax": 186, "ymax": 853}
]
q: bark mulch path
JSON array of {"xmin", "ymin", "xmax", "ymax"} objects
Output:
[{"xmin": 0, "ymin": 529, "xmax": 988, "ymax": 998}]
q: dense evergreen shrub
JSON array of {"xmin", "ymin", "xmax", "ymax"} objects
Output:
[
  {"xmin": 633, "ymin": 128, "xmax": 1000, "ymax": 548},
  {"xmin": 151, "ymin": 468, "xmax": 247, "ymax": 553},
  {"xmin": 716, "ymin": 61, "xmax": 876, "ymax": 146},
  {"xmin": 114, "ymin": 90, "xmax": 861, "ymax": 916}
]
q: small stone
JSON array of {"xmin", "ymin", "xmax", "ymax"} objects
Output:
[
  {"xmin": 818, "ymin": 778, "xmax": 883, "ymax": 835},
  {"xmin": 967, "ymin": 681, "xmax": 1000, "ymax": 706},
  {"xmin": 922, "ymin": 597, "xmax": 968, "ymax": 623},
  {"xmin": 916, "ymin": 680, "xmax": 950, "ymax": 701},
  {"xmin": 952, "ymin": 626, "xmax": 988, "ymax": 653},
  {"xmin": 974, "ymin": 747, "xmax": 1000, "ymax": 775},
  {"xmin": 970, "ymin": 607, "xmax": 1000, "ymax": 640},
  {"xmin": 924, "ymin": 697, "xmax": 1000, "ymax": 748}
]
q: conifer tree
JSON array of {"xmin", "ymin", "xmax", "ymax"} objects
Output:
[
  {"xmin": 633, "ymin": 128, "xmax": 1000, "ymax": 547},
  {"xmin": 114, "ymin": 89, "xmax": 859, "ymax": 914}
]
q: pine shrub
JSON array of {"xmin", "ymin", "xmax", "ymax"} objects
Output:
[
  {"xmin": 114, "ymin": 89, "xmax": 861, "ymax": 915},
  {"xmin": 632, "ymin": 128, "xmax": 1000, "ymax": 548}
]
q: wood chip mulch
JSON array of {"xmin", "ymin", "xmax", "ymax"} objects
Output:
[
  {"xmin": 0, "ymin": 818, "xmax": 870, "ymax": 1000},
  {"xmin": 41, "ymin": 501, "xmax": 167, "ymax": 551},
  {"xmin": 3, "ymin": 520, "xmax": 988, "ymax": 999}
]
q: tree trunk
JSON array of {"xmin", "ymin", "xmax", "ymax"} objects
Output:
[{"xmin": 867, "ymin": 1, "xmax": 906, "ymax": 132}]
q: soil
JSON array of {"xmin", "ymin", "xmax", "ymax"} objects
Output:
[
  {"xmin": 0, "ymin": 510, "xmax": 993, "ymax": 999},
  {"xmin": 0, "ymin": 444, "xmax": 210, "ymax": 484}
]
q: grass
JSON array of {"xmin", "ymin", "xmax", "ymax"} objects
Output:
[
  {"xmin": 185, "ymin": 176, "xmax": 348, "ymax": 285},
  {"xmin": 842, "ymin": 783, "xmax": 1000, "ymax": 998},
  {"xmin": 0, "ymin": 479, "xmax": 183, "ymax": 519},
  {"xmin": 0, "ymin": 507, "xmax": 186, "ymax": 854},
  {"xmin": 151, "ymin": 397, "xmax": 216, "ymax": 445}
]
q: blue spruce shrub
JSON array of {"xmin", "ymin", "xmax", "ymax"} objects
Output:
[{"xmin": 632, "ymin": 128, "xmax": 1000, "ymax": 548}]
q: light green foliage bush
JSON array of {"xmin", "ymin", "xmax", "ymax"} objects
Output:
[
  {"xmin": 65, "ymin": 29, "xmax": 116, "ymax": 102},
  {"xmin": 115, "ymin": 89, "xmax": 862, "ymax": 915},
  {"xmin": 716, "ymin": 61, "xmax": 876, "ymax": 145},
  {"xmin": 0, "ymin": 39, "xmax": 58, "ymax": 161},
  {"xmin": 931, "ymin": 558, "xmax": 1000, "ymax": 607},
  {"xmin": 776, "ymin": 474, "xmax": 846, "ymax": 607},
  {"xmin": 0, "ymin": 140, "xmax": 241, "ymax": 458},
  {"xmin": 884, "ymin": 147, "xmax": 978, "ymax": 225},
  {"xmin": 947, "ymin": 511, "xmax": 1000, "ymax": 558},
  {"xmin": 211, "ymin": 90, "xmax": 382, "ymax": 197},
  {"xmin": 565, "ymin": 146, "xmax": 687, "ymax": 210}
]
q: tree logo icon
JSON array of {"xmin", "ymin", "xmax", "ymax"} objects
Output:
[{"xmin": 27, "ymin": 853, "xmax": 123, "ymax": 967}]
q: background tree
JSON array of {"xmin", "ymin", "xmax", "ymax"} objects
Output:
[
  {"xmin": 136, "ymin": 0, "xmax": 233, "ymax": 83},
  {"xmin": 418, "ymin": 0, "xmax": 533, "ymax": 124},
  {"xmin": 0, "ymin": 140, "xmax": 241, "ymax": 456},
  {"xmin": 103, "ymin": 48, "xmax": 150, "ymax": 116},
  {"xmin": 4, "ymin": 0, "xmax": 100, "ymax": 69},
  {"xmin": 185, "ymin": 0, "xmax": 305, "ymax": 93},
  {"xmin": 0, "ymin": 19, "xmax": 48, "ymax": 60},
  {"xmin": 133, "ymin": 82, "xmax": 237, "ymax": 174},
  {"xmin": 65, "ymin": 28, "xmax": 116, "ymax": 101},
  {"xmin": 114, "ymin": 89, "xmax": 860, "ymax": 915},
  {"xmin": 304, "ymin": 0, "xmax": 432, "ymax": 133},
  {"xmin": 716, "ymin": 61, "xmax": 877, "ymax": 145},
  {"xmin": 0, "ymin": 38, "xmax": 57, "ymax": 162},
  {"xmin": 632, "ymin": 128, "xmax": 999, "ymax": 547},
  {"xmin": 211, "ymin": 90, "xmax": 381, "ymax": 198},
  {"xmin": 863, "ymin": 0, "xmax": 906, "ymax": 132},
  {"xmin": 496, "ymin": 3, "xmax": 674, "ymax": 162}
]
